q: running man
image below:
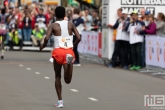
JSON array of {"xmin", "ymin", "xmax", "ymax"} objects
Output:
[{"xmin": 40, "ymin": 6, "xmax": 81, "ymax": 108}]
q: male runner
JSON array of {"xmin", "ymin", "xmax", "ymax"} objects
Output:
[{"xmin": 40, "ymin": 6, "xmax": 81, "ymax": 108}]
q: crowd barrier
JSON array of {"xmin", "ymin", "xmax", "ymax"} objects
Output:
[
  {"xmin": 78, "ymin": 31, "xmax": 102, "ymax": 58},
  {"xmin": 143, "ymin": 35, "xmax": 165, "ymax": 75}
]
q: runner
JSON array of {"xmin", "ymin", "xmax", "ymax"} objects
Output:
[{"xmin": 40, "ymin": 6, "xmax": 81, "ymax": 108}]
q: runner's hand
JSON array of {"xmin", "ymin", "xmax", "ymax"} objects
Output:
[{"xmin": 40, "ymin": 45, "xmax": 44, "ymax": 51}]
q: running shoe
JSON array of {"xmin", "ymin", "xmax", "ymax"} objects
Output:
[
  {"xmin": 55, "ymin": 100, "xmax": 63, "ymax": 108},
  {"xmin": 129, "ymin": 65, "xmax": 136, "ymax": 70},
  {"xmin": 1, "ymin": 50, "xmax": 4, "ymax": 59},
  {"xmin": 66, "ymin": 54, "xmax": 74, "ymax": 64},
  {"xmin": 135, "ymin": 66, "xmax": 141, "ymax": 70}
]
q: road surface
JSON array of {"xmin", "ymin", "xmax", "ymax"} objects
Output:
[{"xmin": 0, "ymin": 51, "xmax": 165, "ymax": 110}]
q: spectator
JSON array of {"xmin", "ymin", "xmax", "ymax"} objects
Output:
[
  {"xmin": 139, "ymin": 9, "xmax": 150, "ymax": 68},
  {"xmin": 22, "ymin": 11, "xmax": 32, "ymax": 41},
  {"xmin": 91, "ymin": 10, "xmax": 101, "ymax": 31},
  {"xmin": 140, "ymin": 14, "xmax": 156, "ymax": 35},
  {"xmin": 31, "ymin": 9, "xmax": 38, "ymax": 29},
  {"xmin": 108, "ymin": 10, "xmax": 130, "ymax": 69},
  {"xmin": 8, "ymin": 24, "xmax": 23, "ymax": 50},
  {"xmin": 66, "ymin": 9, "xmax": 73, "ymax": 22},
  {"xmin": 73, "ymin": 8, "xmax": 85, "ymax": 66},
  {"xmin": 17, "ymin": 7, "xmax": 24, "ymax": 41},
  {"xmin": 144, "ymin": 11, "xmax": 150, "ymax": 27},
  {"xmin": 7, "ymin": 8, "xmax": 18, "ymax": 30},
  {"xmin": 108, "ymin": 8, "xmax": 124, "ymax": 66},
  {"xmin": 35, "ymin": 8, "xmax": 47, "ymax": 31},
  {"xmin": 108, "ymin": 8, "xmax": 123, "ymax": 33},
  {"xmin": 128, "ymin": 11, "xmax": 145, "ymax": 70},
  {"xmin": 0, "ymin": 8, "xmax": 7, "ymax": 59},
  {"xmin": 31, "ymin": 23, "xmax": 45, "ymax": 46},
  {"xmin": 82, "ymin": 9, "xmax": 92, "ymax": 31},
  {"xmin": 156, "ymin": 13, "xmax": 165, "ymax": 36},
  {"xmin": 140, "ymin": 8, "xmax": 146, "ymax": 21}
]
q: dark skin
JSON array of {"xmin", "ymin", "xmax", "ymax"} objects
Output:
[{"xmin": 40, "ymin": 17, "xmax": 81, "ymax": 100}]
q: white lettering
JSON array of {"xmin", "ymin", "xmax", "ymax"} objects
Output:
[
  {"xmin": 151, "ymin": 0, "xmax": 156, "ymax": 4},
  {"xmin": 162, "ymin": 0, "xmax": 165, "ymax": 4},
  {"xmin": 138, "ymin": 0, "xmax": 141, "ymax": 4},
  {"xmin": 128, "ymin": 8, "xmax": 134, "ymax": 14},
  {"xmin": 134, "ymin": 0, "xmax": 137, "ymax": 4},
  {"xmin": 156, "ymin": 0, "xmax": 161, "ymax": 4},
  {"xmin": 127, "ymin": 0, "xmax": 134, "ymax": 5},
  {"xmin": 142, "ymin": 0, "xmax": 146, "ymax": 4},
  {"xmin": 122, "ymin": 0, "xmax": 127, "ymax": 4},
  {"xmin": 146, "ymin": 0, "xmax": 151, "ymax": 4},
  {"xmin": 147, "ymin": 8, "xmax": 155, "ymax": 14}
]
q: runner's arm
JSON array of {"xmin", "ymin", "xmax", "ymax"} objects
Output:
[
  {"xmin": 72, "ymin": 23, "xmax": 81, "ymax": 46},
  {"xmin": 41, "ymin": 24, "xmax": 53, "ymax": 49}
]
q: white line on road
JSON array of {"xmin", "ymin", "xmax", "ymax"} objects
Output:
[
  {"xmin": 70, "ymin": 89, "xmax": 79, "ymax": 92},
  {"xmin": 19, "ymin": 64, "xmax": 23, "ymax": 67},
  {"xmin": 44, "ymin": 77, "xmax": 50, "ymax": 79},
  {"xmin": 35, "ymin": 72, "xmax": 40, "ymax": 75},
  {"xmin": 88, "ymin": 97, "xmax": 98, "ymax": 101},
  {"xmin": 26, "ymin": 68, "xmax": 31, "ymax": 70}
]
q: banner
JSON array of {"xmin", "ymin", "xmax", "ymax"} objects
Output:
[
  {"xmin": 146, "ymin": 35, "xmax": 165, "ymax": 68},
  {"xmin": 78, "ymin": 31, "xmax": 102, "ymax": 57}
]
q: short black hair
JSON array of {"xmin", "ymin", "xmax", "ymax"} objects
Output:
[
  {"xmin": 74, "ymin": 8, "xmax": 80, "ymax": 14},
  {"xmin": 1, "ymin": 8, "xmax": 6, "ymax": 15},
  {"xmin": 55, "ymin": 6, "xmax": 65, "ymax": 18}
]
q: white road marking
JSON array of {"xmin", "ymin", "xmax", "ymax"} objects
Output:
[
  {"xmin": 19, "ymin": 64, "xmax": 23, "ymax": 67},
  {"xmin": 44, "ymin": 77, "xmax": 50, "ymax": 79},
  {"xmin": 88, "ymin": 97, "xmax": 98, "ymax": 101},
  {"xmin": 70, "ymin": 89, "xmax": 79, "ymax": 92},
  {"xmin": 35, "ymin": 72, "xmax": 40, "ymax": 75},
  {"xmin": 26, "ymin": 68, "xmax": 31, "ymax": 70}
]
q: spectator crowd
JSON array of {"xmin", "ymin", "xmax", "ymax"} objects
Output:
[
  {"xmin": 0, "ymin": 1, "xmax": 101, "ymax": 61},
  {"xmin": 108, "ymin": 8, "xmax": 165, "ymax": 70}
]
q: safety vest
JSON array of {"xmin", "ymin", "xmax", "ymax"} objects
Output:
[
  {"xmin": 9, "ymin": 31, "xmax": 19, "ymax": 44},
  {"xmin": 32, "ymin": 29, "xmax": 44, "ymax": 39}
]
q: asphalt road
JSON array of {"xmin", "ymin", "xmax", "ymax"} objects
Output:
[{"xmin": 0, "ymin": 51, "xmax": 165, "ymax": 110}]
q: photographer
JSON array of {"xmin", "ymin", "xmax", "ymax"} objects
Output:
[
  {"xmin": 31, "ymin": 23, "xmax": 45, "ymax": 46},
  {"xmin": 23, "ymin": 11, "xmax": 32, "ymax": 41},
  {"xmin": 8, "ymin": 24, "xmax": 23, "ymax": 51}
]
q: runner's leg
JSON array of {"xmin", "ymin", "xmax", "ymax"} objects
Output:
[
  {"xmin": 63, "ymin": 64, "xmax": 73, "ymax": 84},
  {"xmin": 53, "ymin": 59, "xmax": 62, "ymax": 100}
]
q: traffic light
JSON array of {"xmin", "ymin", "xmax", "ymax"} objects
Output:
[{"xmin": 4, "ymin": 0, "xmax": 8, "ymax": 7}]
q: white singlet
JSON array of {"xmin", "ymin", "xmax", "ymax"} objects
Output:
[{"xmin": 53, "ymin": 20, "xmax": 73, "ymax": 49}]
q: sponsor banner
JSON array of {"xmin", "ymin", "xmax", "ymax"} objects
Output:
[
  {"xmin": 146, "ymin": 35, "xmax": 165, "ymax": 68},
  {"xmin": 78, "ymin": 31, "xmax": 102, "ymax": 57}
]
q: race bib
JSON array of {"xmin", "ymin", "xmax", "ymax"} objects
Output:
[{"xmin": 58, "ymin": 37, "xmax": 73, "ymax": 49}]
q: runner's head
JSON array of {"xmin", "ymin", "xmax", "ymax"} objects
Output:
[{"xmin": 55, "ymin": 6, "xmax": 66, "ymax": 19}]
